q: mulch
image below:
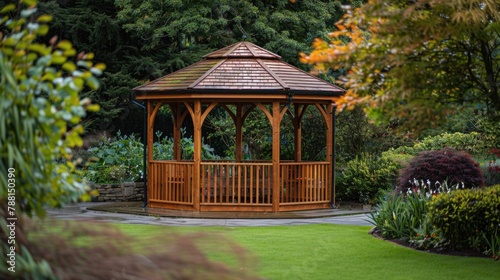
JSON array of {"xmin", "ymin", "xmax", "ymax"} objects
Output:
[{"xmin": 369, "ymin": 227, "xmax": 492, "ymax": 259}]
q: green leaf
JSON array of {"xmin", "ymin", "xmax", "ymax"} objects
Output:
[
  {"xmin": 62, "ymin": 61, "xmax": 76, "ymax": 72},
  {"xmin": 56, "ymin": 40, "xmax": 72, "ymax": 51},
  {"xmin": 37, "ymin": 14, "xmax": 52, "ymax": 23},
  {"xmin": 86, "ymin": 104, "xmax": 100, "ymax": 112},
  {"xmin": 0, "ymin": 4, "xmax": 16, "ymax": 13},
  {"xmin": 90, "ymin": 67, "xmax": 103, "ymax": 76},
  {"xmin": 85, "ymin": 76, "xmax": 100, "ymax": 90},
  {"xmin": 20, "ymin": 7, "xmax": 37, "ymax": 18},
  {"xmin": 36, "ymin": 24, "xmax": 49, "ymax": 36},
  {"xmin": 51, "ymin": 54, "xmax": 66, "ymax": 64},
  {"xmin": 21, "ymin": 0, "xmax": 38, "ymax": 6}
]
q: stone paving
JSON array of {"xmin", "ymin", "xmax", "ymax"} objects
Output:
[{"xmin": 46, "ymin": 202, "xmax": 374, "ymax": 227}]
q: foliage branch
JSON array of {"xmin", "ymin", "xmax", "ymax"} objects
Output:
[
  {"xmin": 301, "ymin": 0, "xmax": 500, "ymax": 133},
  {"xmin": 0, "ymin": 0, "xmax": 103, "ymax": 217}
]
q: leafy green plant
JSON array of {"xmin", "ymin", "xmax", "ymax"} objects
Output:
[
  {"xmin": 85, "ymin": 130, "xmax": 220, "ymax": 184},
  {"xmin": 86, "ymin": 132, "xmax": 143, "ymax": 183},
  {"xmin": 389, "ymin": 132, "xmax": 486, "ymax": 156},
  {"xmin": 408, "ymin": 224, "xmax": 443, "ymax": 251},
  {"xmin": 380, "ymin": 151, "xmax": 413, "ymax": 169},
  {"xmin": 476, "ymin": 116, "xmax": 500, "ymax": 149},
  {"xmin": 335, "ymin": 106, "xmax": 411, "ymax": 165},
  {"xmin": 395, "ymin": 148, "xmax": 484, "ymax": 194},
  {"xmin": 482, "ymin": 227, "xmax": 500, "ymax": 260},
  {"xmin": 0, "ymin": 1, "xmax": 102, "ymax": 278},
  {"xmin": 337, "ymin": 153, "xmax": 399, "ymax": 204},
  {"xmin": 371, "ymin": 180, "xmax": 465, "ymax": 248},
  {"xmin": 0, "ymin": 0, "xmax": 102, "ymax": 216},
  {"xmin": 370, "ymin": 191, "xmax": 429, "ymax": 240},
  {"xmin": 428, "ymin": 185, "xmax": 500, "ymax": 254},
  {"xmin": 481, "ymin": 148, "xmax": 500, "ymax": 186}
]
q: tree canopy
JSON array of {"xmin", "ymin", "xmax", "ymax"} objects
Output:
[
  {"xmin": 26, "ymin": 0, "xmax": 352, "ymax": 136},
  {"xmin": 115, "ymin": 0, "xmax": 346, "ymax": 71},
  {"xmin": 302, "ymin": 0, "xmax": 500, "ymax": 133}
]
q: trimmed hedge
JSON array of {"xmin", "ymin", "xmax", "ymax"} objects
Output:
[{"xmin": 428, "ymin": 185, "xmax": 500, "ymax": 251}]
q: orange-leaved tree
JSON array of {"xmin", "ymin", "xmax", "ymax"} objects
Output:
[{"xmin": 301, "ymin": 0, "xmax": 500, "ymax": 134}]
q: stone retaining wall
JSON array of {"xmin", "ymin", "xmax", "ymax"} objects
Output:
[{"xmin": 91, "ymin": 182, "xmax": 145, "ymax": 202}]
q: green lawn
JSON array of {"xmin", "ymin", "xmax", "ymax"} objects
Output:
[{"xmin": 116, "ymin": 223, "xmax": 500, "ymax": 280}]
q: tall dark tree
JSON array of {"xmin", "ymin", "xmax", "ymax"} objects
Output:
[
  {"xmin": 35, "ymin": 0, "xmax": 350, "ymax": 137},
  {"xmin": 115, "ymin": 0, "xmax": 346, "ymax": 71},
  {"xmin": 38, "ymin": 0, "xmax": 142, "ymax": 134}
]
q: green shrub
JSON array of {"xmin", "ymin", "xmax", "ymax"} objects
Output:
[
  {"xmin": 390, "ymin": 132, "xmax": 486, "ymax": 156},
  {"xmin": 396, "ymin": 148, "xmax": 484, "ymax": 194},
  {"xmin": 476, "ymin": 117, "xmax": 500, "ymax": 149},
  {"xmin": 428, "ymin": 185, "xmax": 500, "ymax": 255},
  {"xmin": 337, "ymin": 154, "xmax": 399, "ymax": 204},
  {"xmin": 380, "ymin": 151, "xmax": 413, "ymax": 169},
  {"xmin": 481, "ymin": 148, "xmax": 500, "ymax": 186},
  {"xmin": 84, "ymin": 131, "xmax": 220, "ymax": 184},
  {"xmin": 86, "ymin": 132, "xmax": 144, "ymax": 183},
  {"xmin": 335, "ymin": 106, "xmax": 412, "ymax": 165}
]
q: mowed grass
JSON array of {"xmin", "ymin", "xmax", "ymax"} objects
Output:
[{"xmin": 116, "ymin": 223, "xmax": 500, "ymax": 280}]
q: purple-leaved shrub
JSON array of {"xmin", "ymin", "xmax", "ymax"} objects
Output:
[{"xmin": 396, "ymin": 148, "xmax": 484, "ymax": 193}]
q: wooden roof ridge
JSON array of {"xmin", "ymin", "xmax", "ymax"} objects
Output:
[
  {"xmin": 187, "ymin": 59, "xmax": 226, "ymax": 89},
  {"xmin": 255, "ymin": 59, "xmax": 290, "ymax": 90},
  {"xmin": 203, "ymin": 41, "xmax": 281, "ymax": 59}
]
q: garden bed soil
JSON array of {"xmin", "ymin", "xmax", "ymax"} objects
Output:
[{"xmin": 370, "ymin": 228, "xmax": 492, "ymax": 259}]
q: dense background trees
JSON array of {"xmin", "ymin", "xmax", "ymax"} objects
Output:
[{"xmin": 29, "ymin": 0, "xmax": 354, "ymax": 137}]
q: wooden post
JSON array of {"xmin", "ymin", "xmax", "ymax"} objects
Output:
[
  {"xmin": 147, "ymin": 101, "xmax": 154, "ymax": 207},
  {"xmin": 327, "ymin": 103, "xmax": 336, "ymax": 208},
  {"xmin": 192, "ymin": 100, "xmax": 202, "ymax": 211},
  {"xmin": 272, "ymin": 101, "xmax": 281, "ymax": 212}
]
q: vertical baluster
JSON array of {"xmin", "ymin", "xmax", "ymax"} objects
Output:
[
  {"xmin": 255, "ymin": 165, "xmax": 260, "ymax": 204},
  {"xmin": 218, "ymin": 164, "xmax": 222, "ymax": 203},
  {"xmin": 249, "ymin": 165, "xmax": 253, "ymax": 204},
  {"xmin": 201, "ymin": 164, "xmax": 206, "ymax": 203},
  {"xmin": 231, "ymin": 164, "xmax": 235, "ymax": 203},
  {"xmin": 237, "ymin": 165, "xmax": 241, "ymax": 204}
]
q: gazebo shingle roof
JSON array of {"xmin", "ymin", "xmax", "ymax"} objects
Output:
[{"xmin": 133, "ymin": 41, "xmax": 345, "ymax": 96}]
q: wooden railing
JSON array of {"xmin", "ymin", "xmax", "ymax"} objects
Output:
[
  {"xmin": 148, "ymin": 160, "xmax": 330, "ymax": 211},
  {"xmin": 279, "ymin": 162, "xmax": 330, "ymax": 204},
  {"xmin": 149, "ymin": 161, "xmax": 194, "ymax": 204},
  {"xmin": 200, "ymin": 162, "xmax": 273, "ymax": 205}
]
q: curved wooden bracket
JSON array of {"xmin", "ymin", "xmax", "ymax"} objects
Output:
[
  {"xmin": 255, "ymin": 103, "xmax": 272, "ymax": 124},
  {"xmin": 241, "ymin": 104, "xmax": 257, "ymax": 121},
  {"xmin": 201, "ymin": 102, "xmax": 218, "ymax": 124},
  {"xmin": 149, "ymin": 102, "xmax": 164, "ymax": 127},
  {"xmin": 315, "ymin": 103, "xmax": 330, "ymax": 130},
  {"xmin": 220, "ymin": 104, "xmax": 237, "ymax": 121}
]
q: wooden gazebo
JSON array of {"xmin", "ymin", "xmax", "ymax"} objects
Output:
[{"xmin": 133, "ymin": 41, "xmax": 345, "ymax": 212}]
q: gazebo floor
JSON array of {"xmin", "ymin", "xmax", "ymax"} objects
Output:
[{"xmin": 86, "ymin": 202, "xmax": 370, "ymax": 219}]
